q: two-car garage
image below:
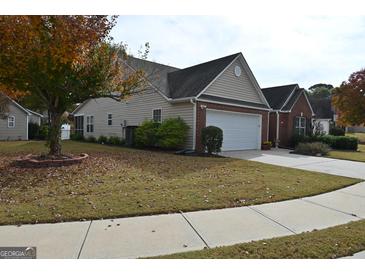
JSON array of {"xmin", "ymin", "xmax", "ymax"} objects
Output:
[{"xmin": 206, "ymin": 109, "xmax": 262, "ymax": 151}]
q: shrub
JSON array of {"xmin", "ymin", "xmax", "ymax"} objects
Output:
[
  {"xmin": 107, "ymin": 136, "xmax": 125, "ymax": 146},
  {"xmin": 321, "ymin": 135, "xmax": 358, "ymax": 150},
  {"xmin": 86, "ymin": 136, "xmax": 97, "ymax": 143},
  {"xmin": 28, "ymin": 122, "xmax": 40, "ymax": 140},
  {"xmin": 134, "ymin": 120, "xmax": 160, "ymax": 147},
  {"xmin": 329, "ymin": 126, "xmax": 345, "ymax": 136},
  {"xmin": 291, "ymin": 134, "xmax": 358, "ymax": 150},
  {"xmin": 38, "ymin": 124, "xmax": 49, "ymax": 140},
  {"xmin": 294, "ymin": 142, "xmax": 330, "ymax": 156},
  {"xmin": 201, "ymin": 126, "xmax": 223, "ymax": 154},
  {"xmin": 97, "ymin": 135, "xmax": 108, "ymax": 144},
  {"xmin": 290, "ymin": 134, "xmax": 312, "ymax": 148},
  {"xmin": 157, "ymin": 117, "xmax": 189, "ymax": 149},
  {"xmin": 70, "ymin": 132, "xmax": 84, "ymax": 141}
]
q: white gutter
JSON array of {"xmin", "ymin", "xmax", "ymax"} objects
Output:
[
  {"xmin": 190, "ymin": 98, "xmax": 197, "ymax": 150},
  {"xmin": 276, "ymin": 111, "xmax": 280, "ymax": 148},
  {"xmin": 168, "ymin": 97, "xmax": 196, "ymax": 103}
]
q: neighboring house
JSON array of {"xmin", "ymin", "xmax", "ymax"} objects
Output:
[
  {"xmin": 347, "ymin": 125, "xmax": 365, "ymax": 133},
  {"xmin": 0, "ymin": 94, "xmax": 43, "ymax": 140},
  {"xmin": 262, "ymin": 84, "xmax": 315, "ymax": 148},
  {"xmin": 310, "ymin": 97, "xmax": 335, "ymax": 135},
  {"xmin": 72, "ymin": 53, "xmax": 272, "ymax": 151}
]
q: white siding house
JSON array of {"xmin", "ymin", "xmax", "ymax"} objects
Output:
[{"xmin": 0, "ymin": 94, "xmax": 43, "ymax": 141}]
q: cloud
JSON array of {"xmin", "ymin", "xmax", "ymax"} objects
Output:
[{"xmin": 111, "ymin": 15, "xmax": 365, "ymax": 89}]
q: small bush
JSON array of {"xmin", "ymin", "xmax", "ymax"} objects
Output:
[
  {"xmin": 86, "ymin": 136, "xmax": 97, "ymax": 143},
  {"xmin": 107, "ymin": 136, "xmax": 125, "ymax": 146},
  {"xmin": 38, "ymin": 124, "xmax": 49, "ymax": 140},
  {"xmin": 70, "ymin": 132, "xmax": 84, "ymax": 141},
  {"xmin": 157, "ymin": 117, "xmax": 189, "ymax": 149},
  {"xmin": 291, "ymin": 134, "xmax": 358, "ymax": 151},
  {"xmin": 97, "ymin": 135, "xmax": 108, "ymax": 144},
  {"xmin": 201, "ymin": 126, "xmax": 223, "ymax": 154},
  {"xmin": 329, "ymin": 126, "xmax": 345, "ymax": 136},
  {"xmin": 290, "ymin": 134, "xmax": 312, "ymax": 148},
  {"xmin": 28, "ymin": 122, "xmax": 40, "ymax": 140},
  {"xmin": 294, "ymin": 142, "xmax": 330, "ymax": 156},
  {"xmin": 134, "ymin": 120, "xmax": 160, "ymax": 147}
]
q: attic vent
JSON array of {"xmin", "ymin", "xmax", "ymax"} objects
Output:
[{"xmin": 234, "ymin": 65, "xmax": 242, "ymax": 77}]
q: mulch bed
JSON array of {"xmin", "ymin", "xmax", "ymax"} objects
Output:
[{"xmin": 14, "ymin": 153, "xmax": 89, "ymax": 168}]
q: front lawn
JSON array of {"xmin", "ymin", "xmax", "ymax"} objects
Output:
[
  {"xmin": 0, "ymin": 141, "xmax": 360, "ymax": 225},
  {"xmin": 329, "ymin": 144, "xmax": 365, "ymax": 162},
  {"xmin": 155, "ymin": 220, "xmax": 365, "ymax": 259}
]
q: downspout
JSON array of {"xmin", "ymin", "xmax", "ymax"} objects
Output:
[
  {"xmin": 276, "ymin": 111, "xmax": 280, "ymax": 148},
  {"xmin": 190, "ymin": 98, "xmax": 197, "ymax": 151}
]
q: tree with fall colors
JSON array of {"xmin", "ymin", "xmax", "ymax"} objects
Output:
[
  {"xmin": 0, "ymin": 16, "xmax": 146, "ymax": 156},
  {"xmin": 332, "ymin": 69, "xmax": 365, "ymax": 126}
]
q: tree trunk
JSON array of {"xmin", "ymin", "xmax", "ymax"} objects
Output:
[{"xmin": 48, "ymin": 111, "xmax": 62, "ymax": 156}]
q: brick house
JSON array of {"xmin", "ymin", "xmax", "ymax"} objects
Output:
[{"xmin": 262, "ymin": 84, "xmax": 315, "ymax": 148}]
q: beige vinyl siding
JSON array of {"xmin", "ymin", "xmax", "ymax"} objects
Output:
[
  {"xmin": 0, "ymin": 102, "xmax": 28, "ymax": 140},
  {"xmin": 75, "ymin": 90, "xmax": 194, "ymax": 149},
  {"xmin": 203, "ymin": 59, "xmax": 264, "ymax": 104},
  {"xmin": 75, "ymin": 98, "xmax": 126, "ymax": 139}
]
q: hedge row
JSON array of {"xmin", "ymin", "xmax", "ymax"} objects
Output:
[
  {"xmin": 134, "ymin": 117, "xmax": 189, "ymax": 149},
  {"xmin": 70, "ymin": 133, "xmax": 125, "ymax": 146},
  {"xmin": 292, "ymin": 134, "xmax": 358, "ymax": 151}
]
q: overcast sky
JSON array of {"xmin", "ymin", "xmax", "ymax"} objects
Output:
[{"xmin": 111, "ymin": 15, "xmax": 365, "ymax": 89}]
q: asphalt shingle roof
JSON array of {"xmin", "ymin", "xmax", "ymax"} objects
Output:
[
  {"xmin": 167, "ymin": 53, "xmax": 241, "ymax": 99},
  {"xmin": 310, "ymin": 97, "xmax": 334, "ymax": 119},
  {"xmin": 125, "ymin": 57, "xmax": 179, "ymax": 97},
  {"xmin": 281, "ymin": 88, "xmax": 304, "ymax": 111},
  {"xmin": 261, "ymin": 84, "xmax": 298, "ymax": 110}
]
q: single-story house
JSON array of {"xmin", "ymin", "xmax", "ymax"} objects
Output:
[
  {"xmin": 310, "ymin": 97, "xmax": 335, "ymax": 135},
  {"xmin": 0, "ymin": 93, "xmax": 43, "ymax": 140},
  {"xmin": 72, "ymin": 52, "xmax": 272, "ymax": 151},
  {"xmin": 262, "ymin": 84, "xmax": 315, "ymax": 148}
]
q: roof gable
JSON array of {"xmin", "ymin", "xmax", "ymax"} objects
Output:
[
  {"xmin": 167, "ymin": 53, "xmax": 240, "ymax": 99},
  {"xmin": 262, "ymin": 84, "xmax": 298, "ymax": 110},
  {"xmin": 0, "ymin": 92, "xmax": 30, "ymax": 115},
  {"xmin": 201, "ymin": 56, "xmax": 269, "ymax": 106}
]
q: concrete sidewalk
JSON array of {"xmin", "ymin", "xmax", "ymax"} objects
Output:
[
  {"xmin": 222, "ymin": 149, "xmax": 365, "ymax": 179},
  {"xmin": 1, "ymin": 182, "xmax": 364, "ymax": 258}
]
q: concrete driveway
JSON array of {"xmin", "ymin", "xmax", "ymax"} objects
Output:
[{"xmin": 222, "ymin": 149, "xmax": 365, "ymax": 179}]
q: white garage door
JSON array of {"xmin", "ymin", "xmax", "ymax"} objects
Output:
[{"xmin": 206, "ymin": 110, "xmax": 261, "ymax": 151}]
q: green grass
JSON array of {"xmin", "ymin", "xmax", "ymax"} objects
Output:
[
  {"xmin": 155, "ymin": 220, "xmax": 365, "ymax": 259},
  {"xmin": 0, "ymin": 141, "xmax": 360, "ymax": 225},
  {"xmin": 329, "ymin": 144, "xmax": 365, "ymax": 162}
]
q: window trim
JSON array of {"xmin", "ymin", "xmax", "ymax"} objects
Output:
[
  {"xmin": 86, "ymin": 115, "xmax": 94, "ymax": 133},
  {"xmin": 107, "ymin": 113, "xmax": 113, "ymax": 126},
  {"xmin": 152, "ymin": 108, "xmax": 162, "ymax": 123},
  {"xmin": 7, "ymin": 115, "xmax": 15, "ymax": 128},
  {"xmin": 295, "ymin": 116, "xmax": 306, "ymax": 136}
]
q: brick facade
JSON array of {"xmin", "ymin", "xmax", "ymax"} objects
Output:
[
  {"xmin": 195, "ymin": 101, "xmax": 269, "ymax": 152},
  {"xmin": 268, "ymin": 93, "xmax": 313, "ymax": 148}
]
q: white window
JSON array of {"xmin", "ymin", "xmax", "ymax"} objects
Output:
[
  {"xmin": 7, "ymin": 116, "xmax": 15, "ymax": 128},
  {"xmin": 152, "ymin": 109, "xmax": 162, "ymax": 123},
  {"xmin": 86, "ymin": 115, "xmax": 94, "ymax": 133},
  {"xmin": 107, "ymin": 113, "xmax": 112, "ymax": 126},
  {"xmin": 295, "ymin": 116, "xmax": 306, "ymax": 136}
]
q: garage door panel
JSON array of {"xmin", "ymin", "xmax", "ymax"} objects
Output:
[{"xmin": 206, "ymin": 110, "xmax": 261, "ymax": 151}]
